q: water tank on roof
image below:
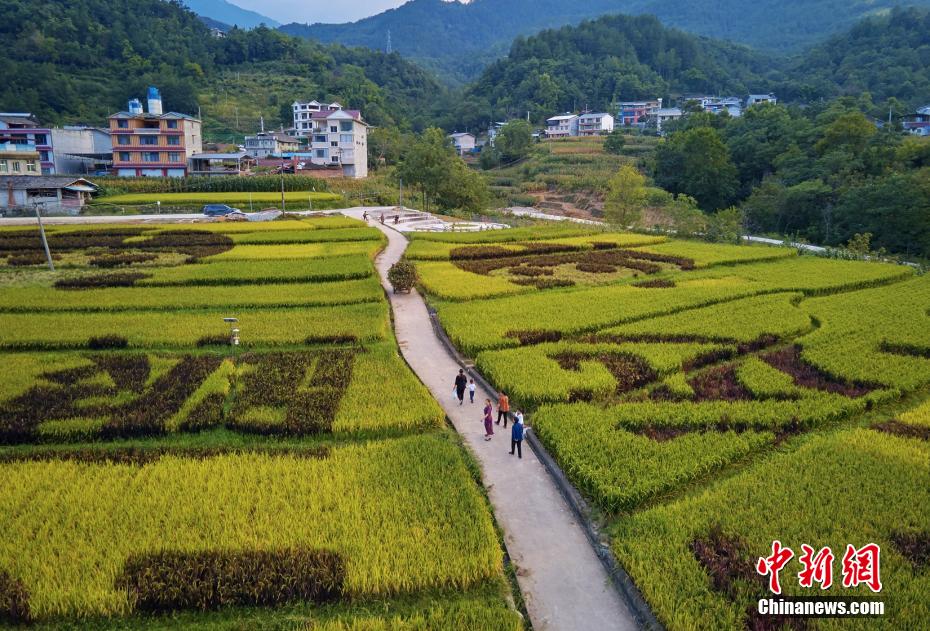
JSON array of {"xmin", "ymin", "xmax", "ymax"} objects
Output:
[
  {"xmin": 128, "ymin": 99, "xmax": 143, "ymax": 115},
  {"xmin": 146, "ymin": 86, "xmax": 163, "ymax": 115}
]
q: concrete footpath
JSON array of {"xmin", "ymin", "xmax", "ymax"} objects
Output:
[{"xmin": 350, "ymin": 211, "xmax": 638, "ymax": 631}]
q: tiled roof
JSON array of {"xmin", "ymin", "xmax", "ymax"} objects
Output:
[{"xmin": 0, "ymin": 175, "xmax": 98, "ymax": 190}]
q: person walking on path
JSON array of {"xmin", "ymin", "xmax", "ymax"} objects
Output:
[
  {"xmin": 483, "ymin": 399, "xmax": 494, "ymax": 441},
  {"xmin": 496, "ymin": 392, "xmax": 511, "ymax": 427},
  {"xmin": 510, "ymin": 413, "xmax": 526, "ymax": 458},
  {"xmin": 454, "ymin": 369, "xmax": 468, "ymax": 406},
  {"xmin": 468, "ymin": 378, "xmax": 476, "ymax": 403}
]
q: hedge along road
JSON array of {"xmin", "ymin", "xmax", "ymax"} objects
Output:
[{"xmin": 351, "ymin": 210, "xmax": 639, "ymax": 631}]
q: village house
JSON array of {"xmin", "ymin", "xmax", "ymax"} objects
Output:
[
  {"xmin": 545, "ymin": 114, "xmax": 578, "ymax": 138},
  {"xmin": 291, "ymin": 100, "xmax": 343, "ymax": 138},
  {"xmin": 448, "ymin": 132, "xmax": 477, "ymax": 155},
  {"xmin": 618, "ymin": 100, "xmax": 662, "ymax": 126},
  {"xmin": 0, "ymin": 142, "xmax": 40, "ymax": 176},
  {"xmin": 0, "ymin": 175, "xmax": 98, "ymax": 214},
  {"xmin": 577, "ymin": 112, "xmax": 615, "ymax": 136},
  {"xmin": 904, "ymin": 105, "xmax": 930, "ymax": 136},
  {"xmin": 747, "ymin": 94, "xmax": 778, "ymax": 107},
  {"xmin": 0, "ymin": 113, "xmax": 55, "ymax": 175},
  {"xmin": 108, "ymin": 87, "xmax": 202, "ymax": 177},
  {"xmin": 243, "ymin": 131, "xmax": 301, "ymax": 159}
]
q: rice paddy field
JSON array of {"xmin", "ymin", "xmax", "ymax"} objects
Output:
[
  {"xmin": 0, "ymin": 217, "xmax": 523, "ymax": 629},
  {"xmin": 414, "ymin": 225, "xmax": 930, "ymax": 630}
]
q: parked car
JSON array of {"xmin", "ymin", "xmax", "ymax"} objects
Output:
[{"xmin": 202, "ymin": 204, "xmax": 242, "ymax": 216}]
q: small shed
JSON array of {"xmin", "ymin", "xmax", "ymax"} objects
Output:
[{"xmin": 0, "ymin": 175, "xmax": 98, "ymax": 214}]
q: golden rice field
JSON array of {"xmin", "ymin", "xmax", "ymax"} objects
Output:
[
  {"xmin": 414, "ymin": 224, "xmax": 930, "ymax": 631},
  {"xmin": 0, "ymin": 218, "xmax": 521, "ymax": 628}
]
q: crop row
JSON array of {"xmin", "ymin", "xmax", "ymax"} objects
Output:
[
  {"xmin": 613, "ymin": 429, "xmax": 930, "ymax": 630},
  {"xmin": 205, "ymin": 241, "xmax": 382, "ymax": 261},
  {"xmin": 0, "ymin": 277, "xmax": 384, "ymax": 312},
  {"xmin": 633, "ymin": 240, "xmax": 795, "ymax": 268},
  {"xmin": 406, "ymin": 232, "xmax": 666, "ymax": 261},
  {"xmin": 532, "ymin": 402, "xmax": 774, "ymax": 511},
  {"xmin": 135, "ymin": 255, "xmax": 373, "ymax": 286},
  {"xmin": 408, "ymin": 224, "xmax": 600, "ymax": 243},
  {"xmin": 229, "ymin": 227, "xmax": 383, "ymax": 244},
  {"xmin": 0, "ymin": 301, "xmax": 389, "ymax": 350},
  {"xmin": 476, "ymin": 341, "xmax": 724, "ymax": 407},
  {"xmin": 599, "ymin": 293, "xmax": 812, "ymax": 344},
  {"xmin": 437, "ymin": 256, "xmax": 914, "ymax": 355},
  {"xmin": 0, "ymin": 435, "xmax": 502, "ymax": 620},
  {"xmin": 96, "ymin": 191, "xmax": 343, "ymax": 205}
]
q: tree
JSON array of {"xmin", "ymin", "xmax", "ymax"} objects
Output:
[
  {"xmin": 396, "ymin": 128, "xmax": 456, "ymax": 212},
  {"xmin": 603, "ymin": 130, "xmax": 627, "ymax": 155},
  {"xmin": 397, "ymin": 127, "xmax": 489, "ymax": 213},
  {"xmin": 495, "ymin": 120, "xmax": 533, "ymax": 163},
  {"xmin": 655, "ymin": 126, "xmax": 739, "ymax": 211},
  {"xmin": 704, "ymin": 206, "xmax": 745, "ymax": 244},
  {"xmin": 604, "ymin": 164, "xmax": 647, "ymax": 227},
  {"xmin": 436, "ymin": 160, "xmax": 489, "ymax": 213}
]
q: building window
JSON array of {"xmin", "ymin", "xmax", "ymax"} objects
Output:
[
  {"xmin": 315, "ymin": 149, "xmax": 326, "ymax": 158},
  {"xmin": 331, "ymin": 156, "xmax": 339, "ymax": 163},
  {"xmin": 331, "ymin": 141, "xmax": 338, "ymax": 147},
  {"xmin": 166, "ymin": 136, "xmax": 180, "ymax": 146},
  {"xmin": 166, "ymin": 120, "xmax": 178, "ymax": 129},
  {"xmin": 168, "ymin": 152, "xmax": 181, "ymax": 163},
  {"xmin": 0, "ymin": 160, "xmax": 7, "ymax": 173},
  {"xmin": 117, "ymin": 136, "xmax": 130, "ymax": 145},
  {"xmin": 39, "ymin": 151, "xmax": 49, "ymax": 161},
  {"xmin": 117, "ymin": 120, "xmax": 128, "ymax": 129},
  {"xmin": 34, "ymin": 134, "xmax": 47, "ymax": 145},
  {"xmin": 119, "ymin": 152, "xmax": 130, "ymax": 162},
  {"xmin": 143, "ymin": 152, "xmax": 160, "ymax": 162},
  {"xmin": 330, "ymin": 126, "xmax": 338, "ymax": 133},
  {"xmin": 314, "ymin": 135, "xmax": 326, "ymax": 143},
  {"xmin": 26, "ymin": 162, "xmax": 37, "ymax": 173},
  {"xmin": 340, "ymin": 134, "xmax": 353, "ymax": 144},
  {"xmin": 140, "ymin": 136, "xmax": 158, "ymax": 146},
  {"xmin": 340, "ymin": 121, "xmax": 352, "ymax": 132},
  {"xmin": 12, "ymin": 161, "xmax": 21, "ymax": 172}
]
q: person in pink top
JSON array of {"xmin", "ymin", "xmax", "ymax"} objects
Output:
[{"xmin": 482, "ymin": 399, "xmax": 494, "ymax": 441}]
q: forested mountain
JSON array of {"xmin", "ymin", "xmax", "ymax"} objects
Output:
[
  {"xmin": 280, "ymin": 0, "xmax": 930, "ymax": 82},
  {"xmin": 784, "ymin": 7, "xmax": 930, "ymax": 105},
  {"xmin": 0, "ymin": 0, "xmax": 444, "ymax": 134},
  {"xmin": 447, "ymin": 14, "xmax": 779, "ymax": 129},
  {"xmin": 448, "ymin": 9, "xmax": 930, "ymax": 130},
  {"xmin": 182, "ymin": 0, "xmax": 278, "ymax": 29}
]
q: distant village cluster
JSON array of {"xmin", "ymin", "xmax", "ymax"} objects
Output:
[
  {"xmin": 0, "ymin": 87, "xmax": 370, "ymax": 213},
  {"xmin": 448, "ymin": 94, "xmax": 930, "ymax": 154}
]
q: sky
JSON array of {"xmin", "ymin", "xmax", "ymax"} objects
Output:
[{"xmin": 230, "ymin": 0, "xmax": 413, "ymax": 24}]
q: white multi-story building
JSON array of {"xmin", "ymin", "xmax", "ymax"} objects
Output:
[
  {"xmin": 577, "ymin": 112, "xmax": 615, "ymax": 136},
  {"xmin": 545, "ymin": 114, "xmax": 578, "ymax": 138},
  {"xmin": 292, "ymin": 100, "xmax": 343, "ymax": 137},
  {"xmin": 449, "ymin": 132, "xmax": 476, "ymax": 155},
  {"xmin": 305, "ymin": 109, "xmax": 368, "ymax": 178}
]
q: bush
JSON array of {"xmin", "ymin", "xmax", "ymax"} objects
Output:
[
  {"xmin": 388, "ymin": 260, "xmax": 418, "ymax": 293},
  {"xmin": 0, "ymin": 570, "xmax": 31, "ymax": 624},
  {"xmin": 87, "ymin": 335, "xmax": 128, "ymax": 350},
  {"xmin": 54, "ymin": 273, "xmax": 149, "ymax": 289}
]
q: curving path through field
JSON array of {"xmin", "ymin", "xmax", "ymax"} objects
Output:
[{"xmin": 350, "ymin": 210, "xmax": 639, "ymax": 631}]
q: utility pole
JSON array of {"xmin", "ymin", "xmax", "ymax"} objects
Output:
[
  {"xmin": 33, "ymin": 202, "xmax": 54, "ymax": 271},
  {"xmin": 280, "ymin": 160, "xmax": 286, "ymax": 211},
  {"xmin": 399, "ymin": 177, "xmax": 403, "ymax": 208}
]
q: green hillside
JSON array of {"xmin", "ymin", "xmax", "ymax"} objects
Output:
[
  {"xmin": 280, "ymin": 0, "xmax": 930, "ymax": 82},
  {"xmin": 0, "ymin": 0, "xmax": 444, "ymax": 137}
]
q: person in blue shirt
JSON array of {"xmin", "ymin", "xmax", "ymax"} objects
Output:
[{"xmin": 510, "ymin": 411, "xmax": 525, "ymax": 458}]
